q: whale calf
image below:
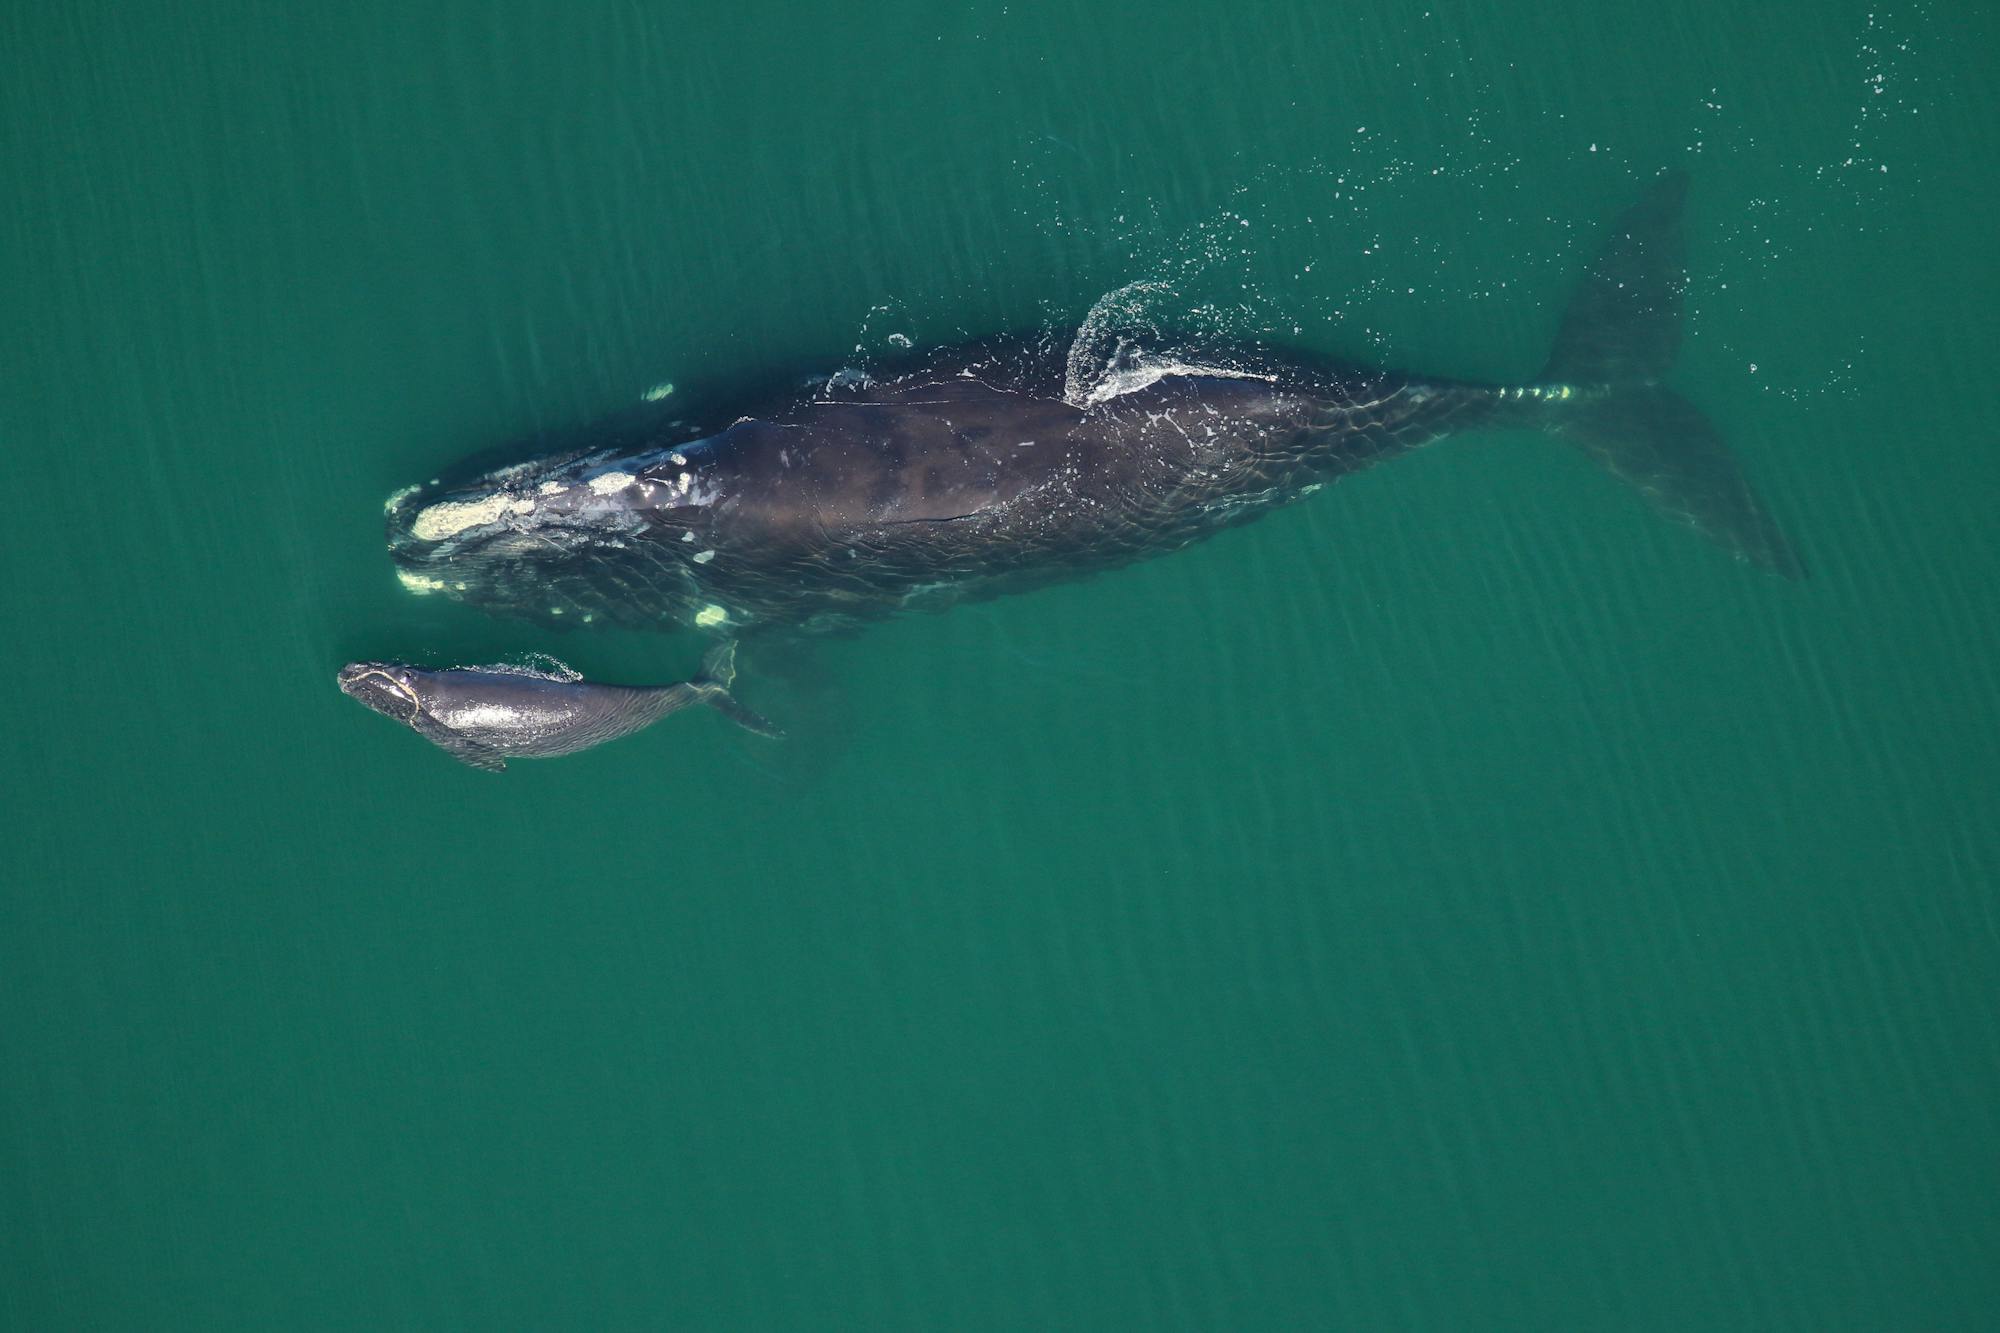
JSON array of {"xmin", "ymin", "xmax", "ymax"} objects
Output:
[
  {"xmin": 337, "ymin": 643, "xmax": 776, "ymax": 771},
  {"xmin": 379, "ymin": 173, "xmax": 1798, "ymax": 647}
]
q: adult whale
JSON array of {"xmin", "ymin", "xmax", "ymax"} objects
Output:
[{"xmin": 384, "ymin": 173, "xmax": 1799, "ymax": 639}]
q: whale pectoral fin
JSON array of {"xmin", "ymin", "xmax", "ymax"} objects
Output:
[
  {"xmin": 698, "ymin": 639, "xmax": 740, "ymax": 690},
  {"xmin": 411, "ymin": 715, "xmax": 509, "ymax": 772},
  {"xmin": 698, "ymin": 686, "xmax": 784, "ymax": 739}
]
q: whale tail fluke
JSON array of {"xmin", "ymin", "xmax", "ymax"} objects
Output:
[
  {"xmin": 694, "ymin": 641, "xmax": 784, "ymax": 738},
  {"xmin": 1537, "ymin": 171, "xmax": 1803, "ymax": 578}
]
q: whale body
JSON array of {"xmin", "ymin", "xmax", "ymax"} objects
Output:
[
  {"xmin": 383, "ymin": 174, "xmax": 1799, "ymax": 640},
  {"xmin": 337, "ymin": 644, "xmax": 775, "ymax": 771}
]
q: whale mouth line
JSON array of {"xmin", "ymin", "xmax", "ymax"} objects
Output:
[
  {"xmin": 338, "ymin": 665, "xmax": 423, "ymax": 723},
  {"xmin": 390, "ymin": 450, "xmax": 704, "ymax": 551}
]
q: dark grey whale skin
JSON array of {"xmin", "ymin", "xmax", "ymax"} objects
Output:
[
  {"xmin": 336, "ymin": 647, "xmax": 774, "ymax": 772},
  {"xmin": 383, "ymin": 174, "xmax": 1798, "ymax": 641}
]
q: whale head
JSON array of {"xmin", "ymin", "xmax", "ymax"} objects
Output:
[
  {"xmin": 337, "ymin": 662, "xmax": 426, "ymax": 724},
  {"xmin": 382, "ymin": 436, "xmax": 722, "ymax": 627}
]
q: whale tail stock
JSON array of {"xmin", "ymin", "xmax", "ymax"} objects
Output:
[
  {"xmin": 1533, "ymin": 171, "xmax": 1803, "ymax": 578},
  {"xmin": 693, "ymin": 641, "xmax": 784, "ymax": 738}
]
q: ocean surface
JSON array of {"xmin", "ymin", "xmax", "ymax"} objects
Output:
[{"xmin": 4, "ymin": 1, "xmax": 1996, "ymax": 1328}]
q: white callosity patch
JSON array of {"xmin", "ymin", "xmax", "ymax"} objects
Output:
[
  {"xmin": 383, "ymin": 484, "xmax": 420, "ymax": 516},
  {"xmin": 694, "ymin": 604, "xmax": 729, "ymax": 628},
  {"xmin": 410, "ymin": 493, "xmax": 535, "ymax": 542},
  {"xmin": 396, "ymin": 568, "xmax": 449, "ymax": 594},
  {"xmin": 588, "ymin": 471, "xmax": 636, "ymax": 496},
  {"xmin": 647, "ymin": 468, "xmax": 717, "ymax": 508},
  {"xmin": 692, "ymin": 549, "xmax": 716, "ymax": 564}
]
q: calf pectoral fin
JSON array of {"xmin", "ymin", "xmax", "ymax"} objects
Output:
[
  {"xmin": 697, "ymin": 685, "xmax": 784, "ymax": 739},
  {"xmin": 692, "ymin": 640, "xmax": 783, "ymax": 739},
  {"xmin": 412, "ymin": 715, "xmax": 508, "ymax": 772},
  {"xmin": 698, "ymin": 640, "xmax": 742, "ymax": 689}
]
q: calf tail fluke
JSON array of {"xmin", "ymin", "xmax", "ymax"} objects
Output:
[{"xmin": 1539, "ymin": 172, "xmax": 1803, "ymax": 578}]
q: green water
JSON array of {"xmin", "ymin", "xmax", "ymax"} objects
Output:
[{"xmin": 5, "ymin": 1, "xmax": 1997, "ymax": 1328}]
